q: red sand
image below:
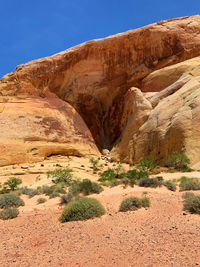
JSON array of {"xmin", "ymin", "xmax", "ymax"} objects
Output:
[{"xmin": 1, "ymin": 185, "xmax": 200, "ymax": 266}]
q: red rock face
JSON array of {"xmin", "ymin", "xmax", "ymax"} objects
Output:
[{"xmin": 1, "ymin": 15, "xmax": 200, "ymax": 166}]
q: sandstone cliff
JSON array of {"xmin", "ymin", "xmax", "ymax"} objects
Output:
[{"xmin": 1, "ymin": 15, "xmax": 200, "ymax": 166}]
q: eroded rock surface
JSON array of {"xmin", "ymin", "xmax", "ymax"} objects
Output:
[
  {"xmin": 1, "ymin": 15, "xmax": 200, "ymax": 166},
  {"xmin": 0, "ymin": 96, "xmax": 99, "ymax": 166}
]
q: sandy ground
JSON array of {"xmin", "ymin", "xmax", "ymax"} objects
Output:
[
  {"xmin": 1, "ymin": 185, "xmax": 200, "ymax": 267},
  {"xmin": 1, "ymin": 156, "xmax": 200, "ymax": 266}
]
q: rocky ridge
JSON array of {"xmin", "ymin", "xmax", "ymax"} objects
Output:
[{"xmin": 1, "ymin": 15, "xmax": 200, "ymax": 167}]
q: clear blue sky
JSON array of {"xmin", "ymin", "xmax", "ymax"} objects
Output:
[{"xmin": 0, "ymin": 0, "xmax": 199, "ymax": 78}]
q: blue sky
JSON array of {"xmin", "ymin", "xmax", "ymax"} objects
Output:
[{"xmin": 0, "ymin": 0, "xmax": 199, "ymax": 78}]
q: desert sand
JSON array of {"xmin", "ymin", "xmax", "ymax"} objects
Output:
[{"xmin": 0, "ymin": 156, "xmax": 200, "ymax": 267}]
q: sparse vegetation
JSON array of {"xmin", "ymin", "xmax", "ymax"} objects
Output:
[
  {"xmin": 60, "ymin": 192, "xmax": 75, "ymax": 205},
  {"xmin": 19, "ymin": 187, "xmax": 41, "ymax": 198},
  {"xmin": 182, "ymin": 192, "xmax": 195, "ymax": 199},
  {"xmin": 109, "ymin": 180, "xmax": 121, "ymax": 187},
  {"xmin": 37, "ymin": 198, "xmax": 47, "ymax": 204},
  {"xmin": 162, "ymin": 180, "xmax": 176, "ymax": 191},
  {"xmin": 183, "ymin": 193, "xmax": 200, "ymax": 214},
  {"xmin": 3, "ymin": 177, "xmax": 22, "ymax": 191},
  {"xmin": 60, "ymin": 179, "xmax": 103, "ymax": 205},
  {"xmin": 74, "ymin": 179, "xmax": 103, "ymax": 196},
  {"xmin": 49, "ymin": 192, "xmax": 60, "ymax": 199},
  {"xmin": 99, "ymin": 168, "xmax": 116, "ymax": 182},
  {"xmin": 119, "ymin": 197, "xmax": 150, "ymax": 212},
  {"xmin": 137, "ymin": 157, "xmax": 156, "ymax": 172},
  {"xmin": 59, "ymin": 197, "xmax": 106, "ymax": 222},
  {"xmin": 0, "ymin": 193, "xmax": 24, "ymax": 208},
  {"xmin": 89, "ymin": 157, "xmax": 100, "ymax": 173},
  {"xmin": 0, "ymin": 208, "xmax": 19, "ymax": 220},
  {"xmin": 166, "ymin": 152, "xmax": 191, "ymax": 171},
  {"xmin": 98, "ymin": 164, "xmax": 149, "ymax": 188},
  {"xmin": 137, "ymin": 177, "xmax": 162, "ymax": 188},
  {"xmin": 179, "ymin": 178, "xmax": 200, "ymax": 191},
  {"xmin": 47, "ymin": 167, "xmax": 73, "ymax": 185}
]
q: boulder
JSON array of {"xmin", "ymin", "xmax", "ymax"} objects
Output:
[{"xmin": 0, "ymin": 96, "xmax": 99, "ymax": 166}]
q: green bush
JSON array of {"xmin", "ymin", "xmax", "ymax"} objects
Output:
[
  {"xmin": 54, "ymin": 187, "xmax": 66, "ymax": 194},
  {"xmin": 140, "ymin": 197, "xmax": 150, "ymax": 208},
  {"xmin": 19, "ymin": 186, "xmax": 41, "ymax": 198},
  {"xmin": 126, "ymin": 169, "xmax": 149, "ymax": 179},
  {"xmin": 137, "ymin": 177, "xmax": 162, "ymax": 188},
  {"xmin": 99, "ymin": 168, "xmax": 116, "ymax": 182},
  {"xmin": 3, "ymin": 177, "xmax": 22, "ymax": 191},
  {"xmin": 119, "ymin": 197, "xmax": 150, "ymax": 212},
  {"xmin": 70, "ymin": 179, "xmax": 103, "ymax": 196},
  {"xmin": 183, "ymin": 193, "xmax": 200, "ymax": 214},
  {"xmin": 121, "ymin": 178, "xmax": 130, "ymax": 188},
  {"xmin": 60, "ymin": 192, "xmax": 75, "ymax": 205},
  {"xmin": 89, "ymin": 157, "xmax": 100, "ymax": 172},
  {"xmin": 47, "ymin": 167, "xmax": 73, "ymax": 185},
  {"xmin": 163, "ymin": 181, "xmax": 176, "ymax": 191},
  {"xmin": 61, "ymin": 179, "xmax": 103, "ymax": 204},
  {"xmin": 109, "ymin": 180, "xmax": 121, "ymax": 187},
  {"xmin": 40, "ymin": 185, "xmax": 54, "ymax": 196},
  {"xmin": 37, "ymin": 198, "xmax": 47, "ymax": 204},
  {"xmin": 0, "ymin": 193, "xmax": 24, "ymax": 208},
  {"xmin": 49, "ymin": 192, "xmax": 60, "ymax": 199},
  {"xmin": 179, "ymin": 179, "xmax": 200, "ymax": 191},
  {"xmin": 166, "ymin": 152, "xmax": 190, "ymax": 171},
  {"xmin": 41, "ymin": 185, "xmax": 66, "ymax": 196},
  {"xmin": 99, "ymin": 167, "xmax": 149, "ymax": 185},
  {"xmin": 182, "ymin": 192, "xmax": 195, "ymax": 199},
  {"xmin": 59, "ymin": 197, "xmax": 106, "ymax": 222},
  {"xmin": 0, "ymin": 208, "xmax": 19, "ymax": 220},
  {"xmin": 137, "ymin": 157, "xmax": 156, "ymax": 172}
]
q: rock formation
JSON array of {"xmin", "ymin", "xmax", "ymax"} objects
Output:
[{"xmin": 1, "ymin": 15, "xmax": 200, "ymax": 167}]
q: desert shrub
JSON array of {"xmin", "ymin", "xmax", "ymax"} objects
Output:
[
  {"xmin": 20, "ymin": 186, "xmax": 32, "ymax": 195},
  {"xmin": 89, "ymin": 157, "xmax": 100, "ymax": 172},
  {"xmin": 99, "ymin": 168, "xmax": 116, "ymax": 182},
  {"xmin": 109, "ymin": 180, "xmax": 121, "ymax": 187},
  {"xmin": 0, "ymin": 208, "xmax": 19, "ymax": 220},
  {"xmin": 114, "ymin": 164, "xmax": 125, "ymax": 178},
  {"xmin": 54, "ymin": 187, "xmax": 66, "ymax": 194},
  {"xmin": 19, "ymin": 186, "xmax": 40, "ymax": 197},
  {"xmin": 40, "ymin": 185, "xmax": 54, "ymax": 196},
  {"xmin": 49, "ymin": 192, "xmax": 60, "ymax": 199},
  {"xmin": 89, "ymin": 181, "xmax": 104, "ymax": 194},
  {"xmin": 183, "ymin": 193, "xmax": 200, "ymax": 214},
  {"xmin": 137, "ymin": 177, "xmax": 162, "ymax": 188},
  {"xmin": 28, "ymin": 189, "xmax": 41, "ymax": 198},
  {"xmin": 3, "ymin": 177, "xmax": 22, "ymax": 191},
  {"xmin": 37, "ymin": 198, "xmax": 47, "ymax": 204},
  {"xmin": 179, "ymin": 179, "xmax": 200, "ymax": 191},
  {"xmin": 137, "ymin": 157, "xmax": 156, "ymax": 172},
  {"xmin": 119, "ymin": 197, "xmax": 150, "ymax": 212},
  {"xmin": 60, "ymin": 192, "xmax": 75, "ymax": 204},
  {"xmin": 68, "ymin": 184, "xmax": 81, "ymax": 197},
  {"xmin": 182, "ymin": 192, "xmax": 195, "ymax": 199},
  {"xmin": 163, "ymin": 181, "xmax": 176, "ymax": 191},
  {"xmin": 99, "ymin": 167, "xmax": 149, "ymax": 185},
  {"xmin": 121, "ymin": 178, "xmax": 130, "ymax": 188},
  {"xmin": 127, "ymin": 169, "xmax": 149, "ymax": 179},
  {"xmin": 47, "ymin": 167, "xmax": 73, "ymax": 185},
  {"xmin": 166, "ymin": 152, "xmax": 190, "ymax": 171},
  {"xmin": 78, "ymin": 179, "xmax": 97, "ymax": 195},
  {"xmin": 59, "ymin": 197, "xmax": 106, "ymax": 222},
  {"xmin": 0, "ymin": 193, "xmax": 24, "ymax": 208},
  {"xmin": 67, "ymin": 179, "xmax": 103, "ymax": 199},
  {"xmin": 140, "ymin": 197, "xmax": 150, "ymax": 208}
]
